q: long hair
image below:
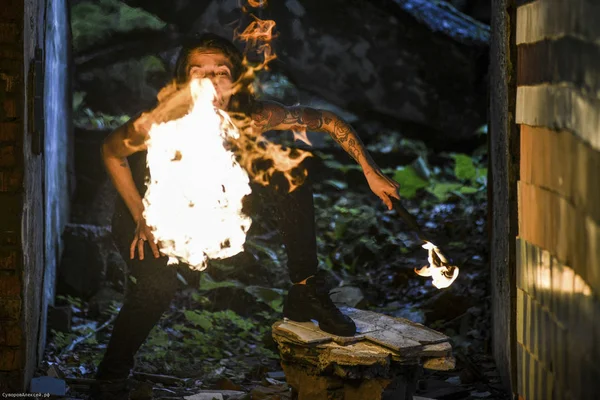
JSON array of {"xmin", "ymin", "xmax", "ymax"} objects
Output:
[{"xmin": 173, "ymin": 33, "xmax": 257, "ymax": 115}]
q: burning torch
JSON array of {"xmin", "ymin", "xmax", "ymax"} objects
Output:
[{"xmin": 391, "ymin": 199, "xmax": 459, "ymax": 289}]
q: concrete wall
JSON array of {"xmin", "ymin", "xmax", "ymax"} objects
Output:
[
  {"xmin": 0, "ymin": 0, "xmax": 72, "ymax": 392},
  {"xmin": 515, "ymin": 0, "xmax": 600, "ymax": 398}
]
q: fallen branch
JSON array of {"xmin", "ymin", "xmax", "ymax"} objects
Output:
[
  {"xmin": 60, "ymin": 314, "xmax": 118, "ymax": 356},
  {"xmin": 132, "ymin": 372, "xmax": 189, "ymax": 386}
]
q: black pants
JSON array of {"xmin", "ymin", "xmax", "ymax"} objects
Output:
[{"xmin": 95, "ymin": 177, "xmax": 318, "ymax": 380}]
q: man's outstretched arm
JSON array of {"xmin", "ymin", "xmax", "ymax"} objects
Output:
[{"xmin": 251, "ymin": 100, "xmax": 400, "ymax": 208}]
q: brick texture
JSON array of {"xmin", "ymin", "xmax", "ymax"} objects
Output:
[
  {"xmin": 0, "ymin": 0, "xmax": 24, "ymax": 384},
  {"xmin": 0, "ymin": 320, "xmax": 21, "ymax": 346}
]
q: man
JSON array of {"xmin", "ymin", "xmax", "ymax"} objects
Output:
[{"xmin": 93, "ymin": 33, "xmax": 400, "ymax": 397}]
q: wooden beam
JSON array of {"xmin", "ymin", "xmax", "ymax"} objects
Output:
[
  {"xmin": 489, "ymin": 0, "xmax": 518, "ymax": 393},
  {"xmin": 520, "ymin": 125, "xmax": 600, "ymax": 225},
  {"xmin": 518, "ymin": 181, "xmax": 600, "ymax": 295},
  {"xmin": 516, "ymin": 0, "xmax": 600, "ymax": 45},
  {"xmin": 517, "ymin": 37, "xmax": 600, "ymax": 94},
  {"xmin": 516, "ymin": 85, "xmax": 600, "ymax": 151}
]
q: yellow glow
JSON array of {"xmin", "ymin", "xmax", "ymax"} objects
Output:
[
  {"xmin": 143, "ymin": 78, "xmax": 252, "ymax": 270},
  {"xmin": 533, "ymin": 262, "xmax": 592, "ymax": 296}
]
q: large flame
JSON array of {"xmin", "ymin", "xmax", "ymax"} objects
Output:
[
  {"xmin": 414, "ymin": 241, "xmax": 459, "ymax": 289},
  {"xmin": 230, "ymin": 14, "xmax": 313, "ymax": 192},
  {"xmin": 143, "ymin": 78, "xmax": 252, "ymax": 270}
]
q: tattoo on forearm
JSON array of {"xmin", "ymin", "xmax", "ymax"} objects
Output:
[
  {"xmin": 252, "ymin": 102, "xmax": 324, "ymax": 131},
  {"xmin": 333, "ymin": 119, "xmax": 351, "ymax": 143},
  {"xmin": 347, "ymin": 139, "xmax": 360, "ymax": 162},
  {"xmin": 251, "ymin": 102, "xmax": 373, "ymax": 168}
]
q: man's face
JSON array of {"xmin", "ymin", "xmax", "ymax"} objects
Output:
[{"xmin": 186, "ymin": 49, "xmax": 234, "ymax": 110}]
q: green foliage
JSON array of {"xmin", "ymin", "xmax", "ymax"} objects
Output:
[
  {"xmin": 73, "ymin": 92, "xmax": 86, "ymax": 112},
  {"xmin": 140, "ymin": 309, "xmax": 277, "ymax": 371},
  {"xmin": 244, "ymin": 286, "xmax": 284, "ymax": 312},
  {"xmin": 388, "ymin": 153, "xmax": 488, "ymax": 202},
  {"xmin": 142, "ymin": 56, "xmax": 167, "ymax": 74},
  {"xmin": 50, "ymin": 330, "xmax": 78, "ymax": 352},
  {"xmin": 426, "ymin": 182, "xmax": 465, "ymax": 201},
  {"xmin": 56, "ymin": 295, "xmax": 83, "ymax": 309},
  {"xmin": 184, "ymin": 310, "xmax": 214, "ymax": 330},
  {"xmin": 323, "ymin": 159, "xmax": 362, "ymax": 173},
  {"xmin": 198, "ymin": 274, "xmax": 284, "ymax": 313},
  {"xmin": 199, "ymin": 274, "xmax": 241, "ymax": 291},
  {"xmin": 74, "ymin": 108, "xmax": 130, "ymax": 130},
  {"xmin": 393, "ymin": 166, "xmax": 429, "ymax": 198},
  {"xmin": 71, "ymin": 0, "xmax": 166, "ymax": 53},
  {"xmin": 452, "ymin": 154, "xmax": 477, "ymax": 181}
]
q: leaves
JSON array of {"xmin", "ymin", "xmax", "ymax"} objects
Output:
[
  {"xmin": 184, "ymin": 310, "xmax": 213, "ymax": 330},
  {"xmin": 199, "ymin": 274, "xmax": 241, "ymax": 291},
  {"xmin": 323, "ymin": 159, "xmax": 362, "ymax": 173},
  {"xmin": 427, "ymin": 182, "xmax": 463, "ymax": 201},
  {"xmin": 71, "ymin": 0, "xmax": 166, "ymax": 53},
  {"xmin": 74, "ymin": 108, "xmax": 130, "ymax": 130},
  {"xmin": 452, "ymin": 154, "xmax": 477, "ymax": 182},
  {"xmin": 324, "ymin": 179, "xmax": 348, "ymax": 190},
  {"xmin": 393, "ymin": 166, "xmax": 429, "ymax": 199},
  {"xmin": 244, "ymin": 286, "xmax": 284, "ymax": 312},
  {"xmin": 73, "ymin": 92, "xmax": 86, "ymax": 111}
]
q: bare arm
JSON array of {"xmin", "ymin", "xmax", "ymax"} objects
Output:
[
  {"xmin": 251, "ymin": 100, "xmax": 378, "ymax": 173},
  {"xmin": 102, "ymin": 81, "xmax": 192, "ymax": 222},
  {"xmin": 251, "ymin": 100, "xmax": 401, "ymax": 208},
  {"xmin": 101, "ymin": 114, "xmax": 149, "ymax": 223}
]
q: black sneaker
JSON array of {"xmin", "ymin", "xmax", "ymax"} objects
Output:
[
  {"xmin": 283, "ymin": 272, "xmax": 356, "ymax": 337},
  {"xmin": 88, "ymin": 378, "xmax": 130, "ymax": 400}
]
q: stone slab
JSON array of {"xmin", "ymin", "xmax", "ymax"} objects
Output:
[
  {"xmin": 420, "ymin": 342, "xmax": 453, "ymax": 357},
  {"xmin": 341, "ymin": 307, "xmax": 449, "ymax": 345},
  {"xmin": 273, "ymin": 307, "xmax": 451, "ymax": 363}
]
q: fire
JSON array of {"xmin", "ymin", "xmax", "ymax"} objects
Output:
[
  {"xmin": 230, "ymin": 13, "xmax": 313, "ymax": 193},
  {"xmin": 247, "ymin": 0, "xmax": 267, "ymax": 8},
  {"xmin": 237, "ymin": 16, "xmax": 277, "ymax": 67},
  {"xmin": 142, "ymin": 78, "xmax": 252, "ymax": 269},
  {"xmin": 414, "ymin": 241, "xmax": 459, "ymax": 289},
  {"xmin": 138, "ymin": 7, "xmax": 313, "ymax": 269}
]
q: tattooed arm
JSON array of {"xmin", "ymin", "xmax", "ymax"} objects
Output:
[
  {"xmin": 252, "ymin": 101, "xmax": 377, "ymax": 171},
  {"xmin": 251, "ymin": 100, "xmax": 401, "ymax": 208}
]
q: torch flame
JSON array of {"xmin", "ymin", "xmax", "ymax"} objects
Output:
[
  {"xmin": 414, "ymin": 241, "xmax": 459, "ymax": 289},
  {"xmin": 143, "ymin": 78, "xmax": 252, "ymax": 270}
]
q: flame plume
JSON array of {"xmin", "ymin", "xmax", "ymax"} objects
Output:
[
  {"xmin": 142, "ymin": 9, "xmax": 315, "ymax": 268},
  {"xmin": 229, "ymin": 14, "xmax": 313, "ymax": 192},
  {"xmin": 143, "ymin": 79, "xmax": 252, "ymax": 269}
]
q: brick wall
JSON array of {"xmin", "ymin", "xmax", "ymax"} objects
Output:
[
  {"xmin": 515, "ymin": 0, "xmax": 600, "ymax": 398},
  {"xmin": 0, "ymin": 0, "xmax": 48, "ymax": 392},
  {"xmin": 0, "ymin": 0, "xmax": 28, "ymax": 391}
]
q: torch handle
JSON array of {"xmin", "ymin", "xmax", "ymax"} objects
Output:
[{"xmin": 391, "ymin": 198, "xmax": 429, "ymax": 243}]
